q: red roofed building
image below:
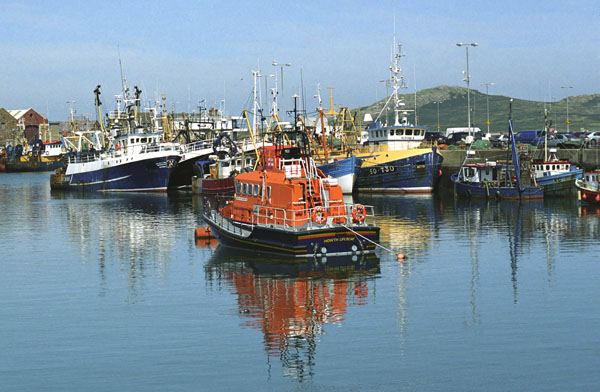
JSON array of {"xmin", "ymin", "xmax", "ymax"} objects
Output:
[{"xmin": 8, "ymin": 108, "xmax": 46, "ymax": 143}]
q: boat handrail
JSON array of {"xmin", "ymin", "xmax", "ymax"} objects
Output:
[{"xmin": 250, "ymin": 202, "xmax": 376, "ymax": 230}]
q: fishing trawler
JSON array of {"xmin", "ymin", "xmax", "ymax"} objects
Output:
[
  {"xmin": 531, "ymin": 110, "xmax": 582, "ymax": 197},
  {"xmin": 4, "ymin": 139, "xmax": 66, "ymax": 172},
  {"xmin": 451, "ymin": 101, "xmax": 544, "ymax": 200},
  {"xmin": 532, "ymin": 149, "xmax": 582, "ymax": 197},
  {"xmin": 354, "ymin": 41, "xmax": 443, "ymax": 194},
  {"xmin": 50, "ymin": 84, "xmax": 182, "ymax": 192},
  {"xmin": 201, "ymin": 117, "xmax": 380, "ymax": 257}
]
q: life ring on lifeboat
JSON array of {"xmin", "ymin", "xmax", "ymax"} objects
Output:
[
  {"xmin": 115, "ymin": 143, "xmax": 121, "ymax": 151},
  {"xmin": 352, "ymin": 204, "xmax": 366, "ymax": 222},
  {"xmin": 312, "ymin": 206, "xmax": 327, "ymax": 224}
]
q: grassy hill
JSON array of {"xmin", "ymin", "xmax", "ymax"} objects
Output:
[{"xmin": 354, "ymin": 85, "xmax": 600, "ymax": 133}]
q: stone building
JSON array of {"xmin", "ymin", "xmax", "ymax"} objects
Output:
[{"xmin": 0, "ymin": 108, "xmax": 20, "ymax": 146}]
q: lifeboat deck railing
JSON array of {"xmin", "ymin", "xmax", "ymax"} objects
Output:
[{"xmin": 249, "ymin": 202, "xmax": 376, "ymax": 231}]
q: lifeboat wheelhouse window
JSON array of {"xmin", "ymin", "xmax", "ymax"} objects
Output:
[
  {"xmin": 253, "ymin": 184, "xmax": 260, "ymax": 197},
  {"xmin": 242, "ymin": 183, "xmax": 247, "ymax": 195},
  {"xmin": 236, "ymin": 181, "xmax": 241, "ymax": 194},
  {"xmin": 267, "ymin": 186, "xmax": 271, "ymax": 198}
]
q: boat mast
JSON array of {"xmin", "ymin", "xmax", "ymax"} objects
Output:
[
  {"xmin": 251, "ymin": 69, "xmax": 261, "ymax": 135},
  {"xmin": 374, "ymin": 37, "xmax": 408, "ymax": 125},
  {"xmin": 508, "ymin": 99, "xmax": 522, "ymax": 193},
  {"xmin": 543, "ymin": 108, "xmax": 549, "ymax": 162}
]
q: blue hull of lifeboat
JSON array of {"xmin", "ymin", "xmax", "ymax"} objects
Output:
[{"xmin": 203, "ymin": 214, "xmax": 380, "ymax": 258}]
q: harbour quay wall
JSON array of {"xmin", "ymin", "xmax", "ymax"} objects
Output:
[{"xmin": 438, "ymin": 147, "xmax": 600, "ymax": 189}]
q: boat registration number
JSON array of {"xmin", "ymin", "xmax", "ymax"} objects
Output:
[{"xmin": 368, "ymin": 165, "xmax": 395, "ymax": 175}]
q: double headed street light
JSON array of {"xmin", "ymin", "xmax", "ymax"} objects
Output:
[{"xmin": 457, "ymin": 42, "xmax": 478, "ymax": 139}]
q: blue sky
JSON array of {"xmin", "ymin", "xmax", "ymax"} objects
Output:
[{"xmin": 1, "ymin": 0, "xmax": 598, "ymax": 121}]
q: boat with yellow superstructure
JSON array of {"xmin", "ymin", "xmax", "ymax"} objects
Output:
[{"xmin": 353, "ymin": 40, "xmax": 442, "ymax": 194}]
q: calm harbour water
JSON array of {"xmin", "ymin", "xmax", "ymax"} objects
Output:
[{"xmin": 2, "ymin": 172, "xmax": 600, "ymax": 391}]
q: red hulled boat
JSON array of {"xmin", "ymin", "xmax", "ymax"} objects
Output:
[{"xmin": 576, "ymin": 170, "xmax": 600, "ymax": 204}]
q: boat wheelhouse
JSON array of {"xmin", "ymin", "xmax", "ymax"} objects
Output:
[
  {"xmin": 575, "ymin": 170, "xmax": 600, "ymax": 204},
  {"xmin": 532, "ymin": 150, "xmax": 583, "ymax": 197}
]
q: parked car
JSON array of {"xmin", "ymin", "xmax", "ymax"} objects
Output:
[
  {"xmin": 547, "ymin": 133, "xmax": 582, "ymax": 148},
  {"xmin": 515, "ymin": 129, "xmax": 546, "ymax": 145},
  {"xmin": 447, "ymin": 131, "xmax": 482, "ymax": 145},
  {"xmin": 424, "ymin": 130, "xmax": 448, "ymax": 144},
  {"xmin": 490, "ymin": 134, "xmax": 509, "ymax": 148},
  {"xmin": 584, "ymin": 131, "xmax": 600, "ymax": 146}
]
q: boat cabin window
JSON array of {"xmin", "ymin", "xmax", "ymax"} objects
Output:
[
  {"xmin": 253, "ymin": 184, "xmax": 260, "ymax": 197},
  {"xmin": 281, "ymin": 147, "xmax": 301, "ymax": 160},
  {"xmin": 236, "ymin": 181, "xmax": 241, "ymax": 194},
  {"xmin": 267, "ymin": 186, "xmax": 271, "ymax": 198},
  {"xmin": 390, "ymin": 130, "xmax": 395, "ymax": 136},
  {"xmin": 405, "ymin": 129, "xmax": 413, "ymax": 136},
  {"xmin": 242, "ymin": 183, "xmax": 248, "ymax": 196},
  {"xmin": 141, "ymin": 138, "xmax": 147, "ymax": 143}
]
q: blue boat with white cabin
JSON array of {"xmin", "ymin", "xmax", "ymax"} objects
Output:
[{"xmin": 451, "ymin": 101, "xmax": 544, "ymax": 200}]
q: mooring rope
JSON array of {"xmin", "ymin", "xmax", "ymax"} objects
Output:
[{"xmin": 342, "ymin": 223, "xmax": 397, "ymax": 255}]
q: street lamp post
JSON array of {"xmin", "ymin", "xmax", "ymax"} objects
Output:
[
  {"xmin": 482, "ymin": 82, "xmax": 494, "ymax": 135},
  {"xmin": 272, "ymin": 60, "xmax": 292, "ymax": 119},
  {"xmin": 433, "ymin": 101, "xmax": 440, "ymax": 131},
  {"xmin": 561, "ymin": 86, "xmax": 573, "ymax": 133},
  {"xmin": 456, "ymin": 42, "xmax": 478, "ymax": 139}
]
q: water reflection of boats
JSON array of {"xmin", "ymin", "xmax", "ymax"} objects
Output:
[
  {"xmin": 357, "ymin": 194, "xmax": 441, "ymax": 255},
  {"xmin": 205, "ymin": 246, "xmax": 380, "ymax": 381},
  {"xmin": 51, "ymin": 191, "xmax": 197, "ymax": 301}
]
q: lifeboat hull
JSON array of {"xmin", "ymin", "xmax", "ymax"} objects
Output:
[{"xmin": 203, "ymin": 211, "xmax": 380, "ymax": 258}]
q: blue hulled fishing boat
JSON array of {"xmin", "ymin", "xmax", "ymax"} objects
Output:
[
  {"xmin": 451, "ymin": 100, "xmax": 544, "ymax": 200},
  {"xmin": 354, "ymin": 40, "xmax": 443, "ymax": 194},
  {"xmin": 50, "ymin": 84, "xmax": 182, "ymax": 192}
]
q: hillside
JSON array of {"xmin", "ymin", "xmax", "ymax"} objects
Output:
[{"xmin": 354, "ymin": 85, "xmax": 600, "ymax": 133}]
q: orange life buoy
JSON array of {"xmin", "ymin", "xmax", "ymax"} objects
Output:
[
  {"xmin": 312, "ymin": 206, "xmax": 327, "ymax": 224},
  {"xmin": 352, "ymin": 204, "xmax": 366, "ymax": 222},
  {"xmin": 115, "ymin": 143, "xmax": 121, "ymax": 151}
]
